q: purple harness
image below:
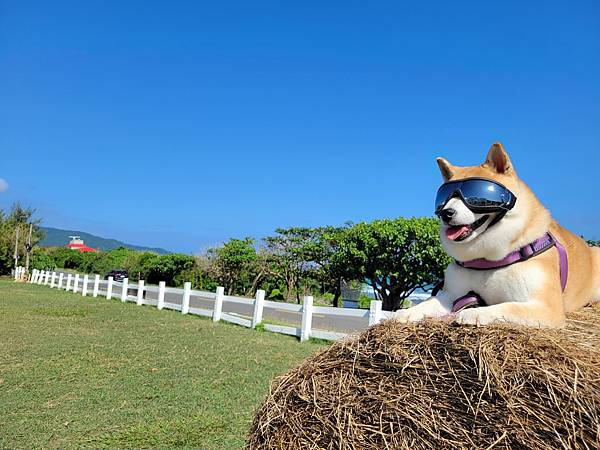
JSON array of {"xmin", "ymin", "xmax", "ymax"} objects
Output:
[{"xmin": 450, "ymin": 232, "xmax": 569, "ymax": 313}]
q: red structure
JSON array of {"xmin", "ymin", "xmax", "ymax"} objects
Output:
[{"xmin": 66, "ymin": 236, "xmax": 98, "ymax": 253}]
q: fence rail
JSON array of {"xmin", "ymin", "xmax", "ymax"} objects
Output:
[{"xmin": 14, "ymin": 266, "xmax": 415, "ymax": 342}]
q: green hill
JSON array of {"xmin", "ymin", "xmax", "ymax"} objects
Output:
[{"xmin": 39, "ymin": 227, "xmax": 170, "ymax": 254}]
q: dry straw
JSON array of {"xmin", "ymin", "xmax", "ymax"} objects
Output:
[{"xmin": 247, "ymin": 304, "xmax": 600, "ymax": 449}]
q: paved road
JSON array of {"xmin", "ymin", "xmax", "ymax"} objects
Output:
[
  {"xmin": 50, "ymin": 270, "xmax": 370, "ymax": 332},
  {"xmin": 49, "ymin": 270, "xmax": 431, "ymax": 333}
]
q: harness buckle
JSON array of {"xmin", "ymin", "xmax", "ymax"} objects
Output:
[{"xmin": 519, "ymin": 246, "xmax": 529, "ymax": 259}]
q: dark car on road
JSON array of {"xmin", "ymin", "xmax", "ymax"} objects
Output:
[{"xmin": 105, "ymin": 269, "xmax": 128, "ymax": 281}]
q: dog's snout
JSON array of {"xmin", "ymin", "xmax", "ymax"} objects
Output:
[{"xmin": 439, "ymin": 208, "xmax": 456, "ymax": 223}]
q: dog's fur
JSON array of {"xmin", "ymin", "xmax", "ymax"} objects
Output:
[{"xmin": 393, "ymin": 143, "xmax": 600, "ymax": 327}]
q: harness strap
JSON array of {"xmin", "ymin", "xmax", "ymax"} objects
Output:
[
  {"xmin": 451, "ymin": 291, "xmax": 486, "ymax": 313},
  {"xmin": 456, "ymin": 231, "xmax": 569, "ymax": 292},
  {"xmin": 435, "ymin": 232, "xmax": 569, "ymax": 315},
  {"xmin": 552, "ymin": 233, "xmax": 569, "ymax": 292}
]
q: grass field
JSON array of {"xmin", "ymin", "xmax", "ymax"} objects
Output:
[{"xmin": 0, "ymin": 279, "xmax": 327, "ymax": 449}]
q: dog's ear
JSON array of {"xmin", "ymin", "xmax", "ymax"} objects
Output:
[
  {"xmin": 484, "ymin": 142, "xmax": 515, "ymax": 174},
  {"xmin": 436, "ymin": 157, "xmax": 455, "ymax": 181}
]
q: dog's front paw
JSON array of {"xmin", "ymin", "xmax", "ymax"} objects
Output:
[
  {"xmin": 455, "ymin": 308, "xmax": 505, "ymax": 326},
  {"xmin": 391, "ymin": 308, "xmax": 426, "ymax": 323}
]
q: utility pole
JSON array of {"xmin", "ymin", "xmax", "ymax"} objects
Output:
[
  {"xmin": 24, "ymin": 223, "xmax": 33, "ymax": 275},
  {"xmin": 13, "ymin": 226, "xmax": 20, "ymax": 275}
]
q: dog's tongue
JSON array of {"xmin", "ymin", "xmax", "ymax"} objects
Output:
[{"xmin": 445, "ymin": 225, "xmax": 470, "ymax": 241}]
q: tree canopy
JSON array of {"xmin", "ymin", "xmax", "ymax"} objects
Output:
[
  {"xmin": 332, "ymin": 217, "xmax": 451, "ymax": 310},
  {"xmin": 0, "ymin": 203, "xmax": 44, "ymax": 275}
]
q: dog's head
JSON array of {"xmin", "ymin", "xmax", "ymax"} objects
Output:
[{"xmin": 436, "ymin": 142, "xmax": 551, "ymax": 261}]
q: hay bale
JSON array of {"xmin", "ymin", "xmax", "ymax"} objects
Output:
[{"xmin": 246, "ymin": 304, "xmax": 600, "ymax": 449}]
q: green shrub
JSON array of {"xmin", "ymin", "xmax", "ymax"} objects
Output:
[
  {"xmin": 358, "ymin": 294, "xmax": 372, "ymax": 309},
  {"xmin": 31, "ymin": 250, "xmax": 55, "ymax": 270},
  {"xmin": 321, "ymin": 292, "xmax": 335, "ymax": 305},
  {"xmin": 268, "ymin": 288, "xmax": 284, "ymax": 300}
]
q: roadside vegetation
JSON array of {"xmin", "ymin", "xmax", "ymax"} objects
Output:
[
  {"xmin": 4, "ymin": 204, "xmax": 450, "ymax": 311},
  {"xmin": 0, "ymin": 279, "xmax": 326, "ymax": 448},
  {"xmin": 4, "ymin": 203, "xmax": 598, "ymax": 311}
]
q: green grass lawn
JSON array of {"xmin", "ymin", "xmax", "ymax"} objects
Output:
[{"xmin": 0, "ymin": 279, "xmax": 327, "ymax": 449}]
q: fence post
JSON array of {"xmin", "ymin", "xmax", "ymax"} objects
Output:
[
  {"xmin": 157, "ymin": 281, "xmax": 165, "ymax": 310},
  {"xmin": 73, "ymin": 274, "xmax": 80, "ymax": 293},
  {"xmin": 252, "ymin": 289, "xmax": 265, "ymax": 328},
  {"xmin": 136, "ymin": 280, "xmax": 145, "ymax": 306},
  {"xmin": 50, "ymin": 272, "xmax": 56, "ymax": 288},
  {"xmin": 44, "ymin": 271, "xmax": 50, "ymax": 285},
  {"xmin": 106, "ymin": 276, "xmax": 113, "ymax": 299},
  {"xmin": 369, "ymin": 300, "xmax": 383, "ymax": 326},
  {"xmin": 30, "ymin": 269, "xmax": 36, "ymax": 283},
  {"xmin": 82, "ymin": 274, "xmax": 89, "ymax": 296},
  {"xmin": 58, "ymin": 273, "xmax": 64, "ymax": 289},
  {"xmin": 300, "ymin": 296, "xmax": 314, "ymax": 342},
  {"xmin": 66, "ymin": 274, "xmax": 73, "ymax": 291},
  {"xmin": 182, "ymin": 282, "xmax": 191, "ymax": 314},
  {"xmin": 93, "ymin": 275, "xmax": 100, "ymax": 297},
  {"xmin": 121, "ymin": 278, "xmax": 129, "ymax": 302},
  {"xmin": 37, "ymin": 271, "xmax": 45, "ymax": 285},
  {"xmin": 213, "ymin": 286, "xmax": 224, "ymax": 322}
]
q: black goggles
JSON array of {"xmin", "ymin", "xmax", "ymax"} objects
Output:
[{"xmin": 435, "ymin": 177, "xmax": 517, "ymax": 214}]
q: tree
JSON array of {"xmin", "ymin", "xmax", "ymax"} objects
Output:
[
  {"xmin": 0, "ymin": 203, "xmax": 44, "ymax": 275},
  {"xmin": 587, "ymin": 239, "xmax": 599, "ymax": 247},
  {"xmin": 208, "ymin": 238, "xmax": 258, "ymax": 295},
  {"xmin": 309, "ymin": 226, "xmax": 348, "ymax": 307},
  {"xmin": 332, "ymin": 217, "xmax": 451, "ymax": 311},
  {"xmin": 263, "ymin": 228, "xmax": 321, "ymax": 303},
  {"xmin": 269, "ymin": 226, "xmax": 348, "ymax": 306},
  {"xmin": 180, "ymin": 256, "xmax": 218, "ymax": 291}
]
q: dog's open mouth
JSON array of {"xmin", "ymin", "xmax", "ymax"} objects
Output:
[{"xmin": 445, "ymin": 215, "xmax": 489, "ymax": 242}]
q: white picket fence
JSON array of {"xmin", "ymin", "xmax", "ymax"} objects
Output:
[{"xmin": 16, "ymin": 266, "xmax": 402, "ymax": 342}]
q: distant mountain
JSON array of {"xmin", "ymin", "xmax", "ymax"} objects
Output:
[{"xmin": 39, "ymin": 226, "xmax": 170, "ymax": 255}]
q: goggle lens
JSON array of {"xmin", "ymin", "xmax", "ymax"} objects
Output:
[{"xmin": 435, "ymin": 178, "xmax": 515, "ymax": 213}]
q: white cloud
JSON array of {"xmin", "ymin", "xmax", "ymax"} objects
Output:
[{"xmin": 0, "ymin": 178, "xmax": 8, "ymax": 192}]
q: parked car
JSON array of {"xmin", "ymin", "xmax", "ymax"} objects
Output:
[{"xmin": 105, "ymin": 269, "xmax": 128, "ymax": 281}]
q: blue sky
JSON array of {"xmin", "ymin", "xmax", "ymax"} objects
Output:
[{"xmin": 1, "ymin": 0, "xmax": 599, "ymax": 253}]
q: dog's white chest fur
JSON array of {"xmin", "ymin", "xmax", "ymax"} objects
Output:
[{"xmin": 443, "ymin": 262, "xmax": 546, "ymax": 305}]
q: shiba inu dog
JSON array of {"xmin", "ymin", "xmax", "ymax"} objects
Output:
[{"xmin": 393, "ymin": 142, "xmax": 600, "ymax": 327}]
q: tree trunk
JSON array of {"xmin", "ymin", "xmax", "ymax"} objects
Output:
[
  {"xmin": 246, "ymin": 270, "xmax": 264, "ymax": 297},
  {"xmin": 379, "ymin": 285, "xmax": 403, "ymax": 311},
  {"xmin": 333, "ymin": 282, "xmax": 341, "ymax": 308}
]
